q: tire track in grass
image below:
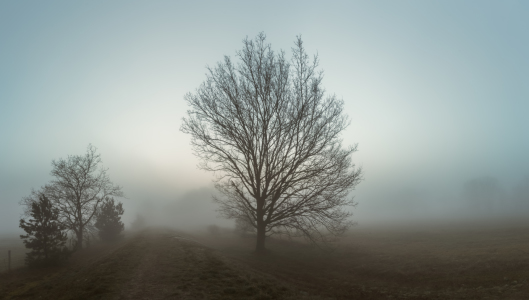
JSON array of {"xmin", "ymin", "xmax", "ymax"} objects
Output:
[
  {"xmin": 1, "ymin": 229, "xmax": 325, "ymax": 300},
  {"xmin": 2, "ymin": 232, "xmax": 149, "ymax": 299},
  {"xmin": 120, "ymin": 231, "xmax": 304, "ymax": 300}
]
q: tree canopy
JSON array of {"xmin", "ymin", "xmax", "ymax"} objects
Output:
[{"xmin": 182, "ymin": 33, "xmax": 362, "ymax": 252}]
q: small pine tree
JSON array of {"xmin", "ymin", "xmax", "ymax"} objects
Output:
[
  {"xmin": 19, "ymin": 194, "xmax": 70, "ymax": 267},
  {"xmin": 95, "ymin": 197, "xmax": 125, "ymax": 242}
]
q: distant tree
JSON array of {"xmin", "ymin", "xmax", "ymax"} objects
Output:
[
  {"xmin": 181, "ymin": 33, "xmax": 362, "ymax": 252},
  {"xmin": 95, "ymin": 197, "xmax": 125, "ymax": 242},
  {"xmin": 234, "ymin": 217, "xmax": 256, "ymax": 237},
  {"xmin": 207, "ymin": 224, "xmax": 221, "ymax": 236},
  {"xmin": 21, "ymin": 145, "xmax": 124, "ymax": 250},
  {"xmin": 19, "ymin": 194, "xmax": 70, "ymax": 267},
  {"xmin": 131, "ymin": 214, "xmax": 147, "ymax": 230},
  {"xmin": 512, "ymin": 175, "xmax": 529, "ymax": 211},
  {"xmin": 462, "ymin": 176, "xmax": 505, "ymax": 213}
]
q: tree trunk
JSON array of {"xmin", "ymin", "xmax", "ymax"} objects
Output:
[
  {"xmin": 255, "ymin": 221, "xmax": 266, "ymax": 253},
  {"xmin": 255, "ymin": 199, "xmax": 267, "ymax": 253},
  {"xmin": 76, "ymin": 207, "xmax": 84, "ymax": 250},
  {"xmin": 76, "ymin": 229, "xmax": 83, "ymax": 250}
]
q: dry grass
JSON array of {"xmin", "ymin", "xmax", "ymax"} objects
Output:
[
  {"xmin": 0, "ymin": 229, "xmax": 322, "ymax": 300},
  {"xmin": 202, "ymin": 219, "xmax": 529, "ymax": 299},
  {"xmin": 1, "ymin": 220, "xmax": 528, "ymax": 299}
]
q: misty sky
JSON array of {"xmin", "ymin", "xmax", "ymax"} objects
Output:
[{"xmin": 1, "ymin": 1, "xmax": 528, "ymax": 234}]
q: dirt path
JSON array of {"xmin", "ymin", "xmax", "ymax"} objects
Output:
[{"xmin": 0, "ymin": 229, "xmax": 317, "ymax": 300}]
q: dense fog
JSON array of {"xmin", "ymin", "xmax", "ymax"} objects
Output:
[
  {"xmin": 3, "ymin": 168, "xmax": 528, "ymax": 236},
  {"xmin": 1, "ymin": 1, "xmax": 528, "ymax": 236}
]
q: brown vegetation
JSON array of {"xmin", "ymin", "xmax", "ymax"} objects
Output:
[
  {"xmin": 1, "ymin": 220, "xmax": 528, "ymax": 299},
  {"xmin": 208, "ymin": 220, "xmax": 529, "ymax": 299}
]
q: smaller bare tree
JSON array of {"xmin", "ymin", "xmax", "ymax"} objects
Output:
[{"xmin": 22, "ymin": 145, "xmax": 123, "ymax": 250}]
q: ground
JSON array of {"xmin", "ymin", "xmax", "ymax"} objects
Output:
[{"xmin": 1, "ymin": 220, "xmax": 528, "ymax": 299}]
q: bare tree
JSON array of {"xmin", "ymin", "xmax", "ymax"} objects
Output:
[
  {"xmin": 23, "ymin": 145, "xmax": 124, "ymax": 250},
  {"xmin": 181, "ymin": 33, "xmax": 362, "ymax": 253}
]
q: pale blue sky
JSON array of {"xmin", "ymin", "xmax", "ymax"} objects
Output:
[{"xmin": 1, "ymin": 1, "xmax": 528, "ymax": 233}]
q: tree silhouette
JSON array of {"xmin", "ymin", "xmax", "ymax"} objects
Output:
[
  {"xmin": 19, "ymin": 194, "xmax": 70, "ymax": 267},
  {"xmin": 512, "ymin": 175, "xmax": 529, "ymax": 211},
  {"xmin": 21, "ymin": 145, "xmax": 123, "ymax": 250},
  {"xmin": 462, "ymin": 176, "xmax": 505, "ymax": 213},
  {"xmin": 95, "ymin": 197, "xmax": 125, "ymax": 242},
  {"xmin": 131, "ymin": 214, "xmax": 147, "ymax": 230},
  {"xmin": 182, "ymin": 33, "xmax": 362, "ymax": 252}
]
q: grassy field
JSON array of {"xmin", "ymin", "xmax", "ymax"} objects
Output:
[
  {"xmin": 0, "ymin": 220, "xmax": 528, "ymax": 299},
  {"xmin": 0, "ymin": 229, "xmax": 317, "ymax": 300},
  {"xmin": 201, "ymin": 219, "xmax": 529, "ymax": 299}
]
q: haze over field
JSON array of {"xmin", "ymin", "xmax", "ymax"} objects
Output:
[{"xmin": 1, "ymin": 1, "xmax": 528, "ymax": 235}]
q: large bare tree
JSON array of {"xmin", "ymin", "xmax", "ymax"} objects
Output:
[
  {"xmin": 22, "ymin": 145, "xmax": 123, "ymax": 250},
  {"xmin": 182, "ymin": 33, "xmax": 362, "ymax": 252}
]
